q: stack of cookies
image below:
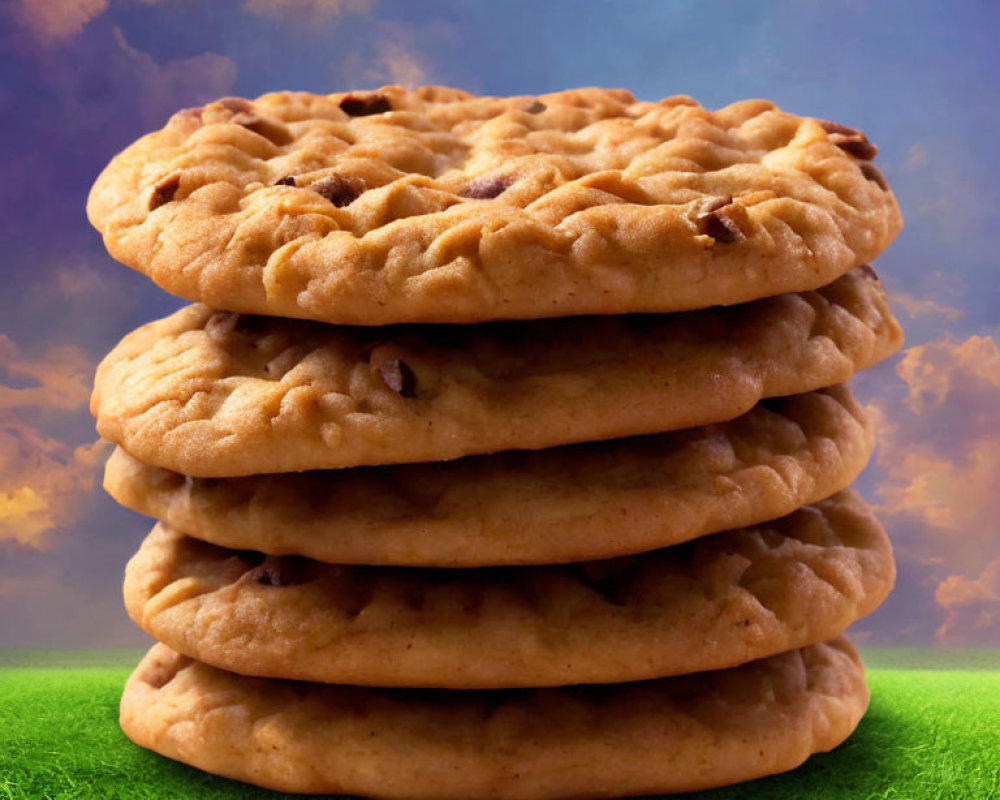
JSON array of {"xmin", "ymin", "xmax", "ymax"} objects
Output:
[{"xmin": 87, "ymin": 86, "xmax": 903, "ymax": 798}]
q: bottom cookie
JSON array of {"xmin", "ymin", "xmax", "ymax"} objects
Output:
[{"xmin": 120, "ymin": 638, "xmax": 868, "ymax": 799}]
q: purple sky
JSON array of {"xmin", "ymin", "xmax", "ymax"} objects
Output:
[{"xmin": 1, "ymin": 0, "xmax": 998, "ymax": 648}]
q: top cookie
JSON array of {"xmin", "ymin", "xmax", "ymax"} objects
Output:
[{"xmin": 87, "ymin": 86, "xmax": 901, "ymax": 324}]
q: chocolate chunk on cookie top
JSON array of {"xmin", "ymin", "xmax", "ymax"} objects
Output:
[
  {"xmin": 91, "ymin": 267, "xmax": 902, "ymax": 477},
  {"xmin": 87, "ymin": 86, "xmax": 902, "ymax": 324}
]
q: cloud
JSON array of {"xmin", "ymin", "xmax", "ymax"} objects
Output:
[
  {"xmin": 374, "ymin": 37, "xmax": 428, "ymax": 87},
  {"xmin": 1, "ymin": 16, "xmax": 239, "ymax": 253},
  {"xmin": 243, "ymin": 0, "xmax": 376, "ymax": 25},
  {"xmin": 935, "ymin": 558, "xmax": 1000, "ymax": 644},
  {"xmin": 111, "ymin": 26, "xmax": 238, "ymax": 128},
  {"xmin": 0, "ymin": 421, "xmax": 106, "ymax": 549},
  {"xmin": 903, "ymin": 142, "xmax": 927, "ymax": 170},
  {"xmin": 0, "ymin": 333, "xmax": 105, "ymax": 549},
  {"xmin": 0, "ymin": 572, "xmax": 47, "ymax": 599},
  {"xmin": 869, "ymin": 335, "xmax": 1000, "ymax": 643},
  {"xmin": 892, "ymin": 292, "xmax": 963, "ymax": 321},
  {"xmin": 897, "ymin": 335, "xmax": 1000, "ymax": 417},
  {"xmin": 0, "ymin": 334, "xmax": 92, "ymax": 412},
  {"xmin": 12, "ymin": 0, "xmax": 108, "ymax": 43},
  {"xmin": 336, "ymin": 20, "xmax": 450, "ymax": 90}
]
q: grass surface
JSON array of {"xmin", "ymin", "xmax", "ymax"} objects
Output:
[{"xmin": 1, "ymin": 665, "xmax": 997, "ymax": 799}]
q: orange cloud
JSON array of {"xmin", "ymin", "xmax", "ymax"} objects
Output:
[
  {"xmin": 13, "ymin": 0, "xmax": 108, "ymax": 43},
  {"xmin": 935, "ymin": 558, "xmax": 1000, "ymax": 644},
  {"xmin": 0, "ymin": 421, "xmax": 106, "ymax": 549},
  {"xmin": 244, "ymin": 0, "xmax": 376, "ymax": 25},
  {"xmin": 870, "ymin": 335, "xmax": 1000, "ymax": 643},
  {"xmin": 895, "ymin": 335, "xmax": 1000, "ymax": 415},
  {"xmin": 0, "ymin": 334, "xmax": 92, "ymax": 412},
  {"xmin": 0, "ymin": 332, "xmax": 105, "ymax": 549}
]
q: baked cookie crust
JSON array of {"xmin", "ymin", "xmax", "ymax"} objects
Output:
[
  {"xmin": 92, "ymin": 266, "xmax": 901, "ymax": 476},
  {"xmin": 120, "ymin": 638, "xmax": 869, "ymax": 798},
  {"xmin": 123, "ymin": 490, "xmax": 892, "ymax": 688},
  {"xmin": 88, "ymin": 86, "xmax": 902, "ymax": 324},
  {"xmin": 105, "ymin": 386, "xmax": 872, "ymax": 566}
]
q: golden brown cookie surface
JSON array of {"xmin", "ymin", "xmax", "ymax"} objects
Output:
[
  {"xmin": 88, "ymin": 87, "xmax": 901, "ymax": 324},
  {"xmin": 92, "ymin": 267, "xmax": 901, "ymax": 476},
  {"xmin": 120, "ymin": 638, "xmax": 869, "ymax": 798},
  {"xmin": 106, "ymin": 386, "xmax": 872, "ymax": 566},
  {"xmin": 123, "ymin": 491, "xmax": 893, "ymax": 688}
]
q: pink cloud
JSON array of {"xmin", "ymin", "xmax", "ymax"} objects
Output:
[
  {"xmin": 869, "ymin": 335, "xmax": 1000, "ymax": 643},
  {"xmin": 935, "ymin": 558, "xmax": 1000, "ymax": 644},
  {"xmin": 111, "ymin": 26, "xmax": 237, "ymax": 129},
  {"xmin": 0, "ymin": 334, "xmax": 92, "ymax": 412},
  {"xmin": 12, "ymin": 0, "xmax": 108, "ymax": 44}
]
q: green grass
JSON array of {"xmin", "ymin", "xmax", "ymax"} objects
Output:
[{"xmin": 0, "ymin": 665, "xmax": 997, "ymax": 799}]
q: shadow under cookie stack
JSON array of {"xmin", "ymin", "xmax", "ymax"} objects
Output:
[{"xmin": 87, "ymin": 86, "xmax": 903, "ymax": 799}]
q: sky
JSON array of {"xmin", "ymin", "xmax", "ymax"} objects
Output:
[{"xmin": 0, "ymin": 0, "xmax": 998, "ymax": 649}]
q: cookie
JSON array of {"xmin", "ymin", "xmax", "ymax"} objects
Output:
[
  {"xmin": 87, "ymin": 87, "xmax": 901, "ymax": 325},
  {"xmin": 106, "ymin": 386, "xmax": 872, "ymax": 566},
  {"xmin": 123, "ymin": 490, "xmax": 891, "ymax": 688},
  {"xmin": 92, "ymin": 266, "xmax": 901, "ymax": 477},
  {"xmin": 121, "ymin": 638, "xmax": 868, "ymax": 798}
]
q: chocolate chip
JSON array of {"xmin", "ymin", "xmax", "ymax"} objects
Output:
[
  {"xmin": 239, "ymin": 117, "xmax": 293, "ymax": 146},
  {"xmin": 703, "ymin": 214, "xmax": 743, "ymax": 243},
  {"xmin": 205, "ymin": 311, "xmax": 240, "ymax": 342},
  {"xmin": 174, "ymin": 106, "xmax": 204, "ymax": 122},
  {"xmin": 462, "ymin": 175, "xmax": 512, "ymax": 200},
  {"xmin": 834, "ymin": 137, "xmax": 879, "ymax": 160},
  {"xmin": 818, "ymin": 120, "xmax": 860, "ymax": 137},
  {"xmin": 257, "ymin": 556, "xmax": 313, "ymax": 587},
  {"xmin": 148, "ymin": 174, "xmax": 181, "ymax": 211},
  {"xmin": 525, "ymin": 101, "xmax": 546, "ymax": 114},
  {"xmin": 696, "ymin": 195, "xmax": 744, "ymax": 243},
  {"xmin": 698, "ymin": 195, "xmax": 733, "ymax": 216},
  {"xmin": 379, "ymin": 359, "xmax": 418, "ymax": 398},
  {"xmin": 339, "ymin": 94, "xmax": 392, "ymax": 116},
  {"xmin": 142, "ymin": 658, "xmax": 190, "ymax": 690},
  {"xmin": 275, "ymin": 175, "xmax": 297, "ymax": 186},
  {"xmin": 218, "ymin": 97, "xmax": 254, "ymax": 114},
  {"xmin": 857, "ymin": 264, "xmax": 878, "ymax": 281},
  {"xmin": 819, "ymin": 119, "xmax": 878, "ymax": 160},
  {"xmin": 860, "ymin": 162, "xmax": 890, "ymax": 191},
  {"xmin": 311, "ymin": 175, "xmax": 364, "ymax": 207}
]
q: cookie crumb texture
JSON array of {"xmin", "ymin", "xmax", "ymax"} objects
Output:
[
  {"xmin": 120, "ymin": 638, "xmax": 868, "ymax": 799},
  {"xmin": 123, "ymin": 490, "xmax": 893, "ymax": 688},
  {"xmin": 87, "ymin": 87, "xmax": 902, "ymax": 324},
  {"xmin": 91, "ymin": 267, "xmax": 901, "ymax": 477},
  {"xmin": 105, "ymin": 386, "xmax": 873, "ymax": 566}
]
